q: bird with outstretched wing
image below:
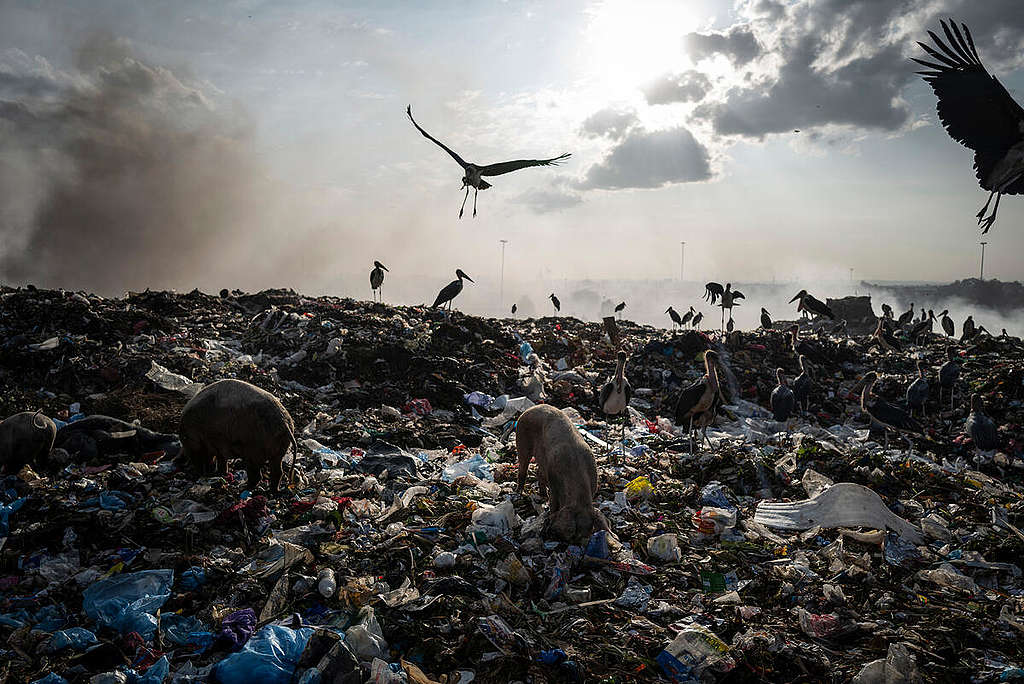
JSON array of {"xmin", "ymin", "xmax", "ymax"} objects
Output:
[{"xmin": 407, "ymin": 105, "xmax": 571, "ymax": 218}]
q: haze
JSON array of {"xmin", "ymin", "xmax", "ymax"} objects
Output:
[{"xmin": 3, "ymin": 0, "xmax": 1024, "ymax": 311}]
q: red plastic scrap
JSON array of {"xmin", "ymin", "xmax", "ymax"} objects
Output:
[{"xmin": 404, "ymin": 399, "xmax": 433, "ymax": 416}]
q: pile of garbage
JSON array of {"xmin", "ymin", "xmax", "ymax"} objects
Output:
[{"xmin": 2, "ymin": 285, "xmax": 1024, "ymax": 683}]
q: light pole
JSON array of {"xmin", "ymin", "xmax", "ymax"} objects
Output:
[
  {"xmin": 499, "ymin": 239, "xmax": 509, "ymax": 310},
  {"xmin": 680, "ymin": 241, "xmax": 685, "ymax": 281},
  {"xmin": 979, "ymin": 241, "xmax": 988, "ymax": 280}
]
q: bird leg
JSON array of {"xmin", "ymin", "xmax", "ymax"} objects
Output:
[
  {"xmin": 979, "ymin": 192, "xmax": 1001, "ymax": 233},
  {"xmin": 883, "ymin": 429, "xmax": 889, "ymax": 451},
  {"xmin": 688, "ymin": 414, "xmax": 695, "ymax": 454},
  {"xmin": 473, "ymin": 187, "xmax": 479, "ymax": 217},
  {"xmin": 702, "ymin": 425, "xmax": 713, "ymax": 451},
  {"xmin": 458, "ymin": 185, "xmax": 470, "ymax": 219}
]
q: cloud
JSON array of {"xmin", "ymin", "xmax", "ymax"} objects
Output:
[
  {"xmin": 685, "ymin": 0, "xmax": 1024, "ymax": 140},
  {"xmin": 684, "ymin": 25, "xmax": 762, "ymax": 66},
  {"xmin": 578, "ymin": 126, "xmax": 712, "ymax": 190},
  {"xmin": 0, "ymin": 37, "xmax": 309, "ymax": 293},
  {"xmin": 643, "ymin": 70, "xmax": 711, "ymax": 105},
  {"xmin": 516, "ymin": 183, "xmax": 583, "ymax": 213},
  {"xmin": 579, "ymin": 107, "xmax": 638, "ymax": 140}
]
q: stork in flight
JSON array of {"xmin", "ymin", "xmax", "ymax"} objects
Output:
[
  {"xmin": 406, "ymin": 105, "xmax": 571, "ymax": 218},
  {"xmin": 915, "ymin": 20, "xmax": 1024, "ymax": 233}
]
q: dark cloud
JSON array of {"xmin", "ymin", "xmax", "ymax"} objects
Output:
[
  {"xmin": 578, "ymin": 126, "xmax": 712, "ymax": 190},
  {"xmin": 643, "ymin": 70, "xmax": 711, "ymax": 105},
  {"xmin": 579, "ymin": 107, "xmax": 638, "ymax": 140},
  {"xmin": 0, "ymin": 38, "xmax": 283, "ymax": 293},
  {"xmin": 685, "ymin": 0, "xmax": 1024, "ymax": 139},
  {"xmin": 684, "ymin": 25, "xmax": 762, "ymax": 66}
]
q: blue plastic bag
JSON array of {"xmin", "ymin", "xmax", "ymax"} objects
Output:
[
  {"xmin": 178, "ymin": 566, "xmax": 206, "ymax": 591},
  {"xmin": 441, "ymin": 454, "xmax": 493, "ymax": 482},
  {"xmin": 30, "ymin": 675, "xmax": 69, "ymax": 684},
  {"xmin": 137, "ymin": 655, "xmax": 170, "ymax": 684},
  {"xmin": 162, "ymin": 614, "xmax": 208, "ymax": 646},
  {"xmin": 82, "ymin": 569, "xmax": 173, "ymax": 638},
  {"xmin": 48, "ymin": 627, "xmax": 98, "ymax": 652},
  {"xmin": 214, "ymin": 625, "xmax": 313, "ymax": 684}
]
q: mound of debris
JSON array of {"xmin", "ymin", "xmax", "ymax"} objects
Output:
[{"xmin": 2, "ymin": 286, "xmax": 1024, "ymax": 683}]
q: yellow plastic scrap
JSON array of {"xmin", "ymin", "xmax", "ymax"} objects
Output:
[{"xmin": 624, "ymin": 475, "xmax": 655, "ymax": 501}]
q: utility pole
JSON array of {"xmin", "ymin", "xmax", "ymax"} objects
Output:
[
  {"xmin": 979, "ymin": 241, "xmax": 988, "ymax": 280},
  {"xmin": 680, "ymin": 241, "xmax": 685, "ymax": 281},
  {"xmin": 499, "ymin": 239, "xmax": 509, "ymax": 310}
]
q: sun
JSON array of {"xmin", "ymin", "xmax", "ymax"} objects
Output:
[{"xmin": 583, "ymin": 0, "xmax": 699, "ymax": 96}]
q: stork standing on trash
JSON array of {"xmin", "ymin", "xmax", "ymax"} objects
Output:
[
  {"xmin": 406, "ymin": 105, "xmax": 571, "ymax": 218},
  {"xmin": 549, "ymin": 293, "xmax": 561, "ymax": 314},
  {"xmin": 369, "ymin": 261, "xmax": 388, "ymax": 303},
  {"xmin": 861, "ymin": 371, "xmax": 924, "ymax": 453},
  {"xmin": 431, "ymin": 269, "xmax": 473, "ymax": 313},
  {"xmin": 675, "ymin": 350, "xmax": 722, "ymax": 453},
  {"xmin": 599, "ymin": 351, "xmax": 633, "ymax": 457}
]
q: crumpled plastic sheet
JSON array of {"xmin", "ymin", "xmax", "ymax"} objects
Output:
[
  {"xmin": 81, "ymin": 569, "xmax": 173, "ymax": 638},
  {"xmin": 213, "ymin": 624, "xmax": 312, "ymax": 684}
]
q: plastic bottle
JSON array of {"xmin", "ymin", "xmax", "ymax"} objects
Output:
[{"xmin": 317, "ymin": 568, "xmax": 336, "ymax": 598}]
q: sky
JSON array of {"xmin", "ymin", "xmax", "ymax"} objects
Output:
[{"xmin": 3, "ymin": 0, "xmax": 1024, "ymax": 313}]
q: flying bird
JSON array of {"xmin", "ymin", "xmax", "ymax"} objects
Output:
[
  {"xmin": 406, "ymin": 105, "xmax": 571, "ymax": 218},
  {"xmin": 369, "ymin": 261, "xmax": 388, "ymax": 302},
  {"xmin": 914, "ymin": 20, "xmax": 1024, "ymax": 233},
  {"xmin": 549, "ymin": 293, "xmax": 561, "ymax": 313},
  {"xmin": 431, "ymin": 269, "xmax": 474, "ymax": 311},
  {"xmin": 703, "ymin": 282, "xmax": 724, "ymax": 304}
]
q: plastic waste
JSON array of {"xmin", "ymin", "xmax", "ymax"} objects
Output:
[
  {"xmin": 852, "ymin": 641, "xmax": 918, "ymax": 683},
  {"xmin": 657, "ymin": 623, "xmax": 735, "ymax": 678},
  {"xmin": 345, "ymin": 608, "xmax": 388, "ymax": 661},
  {"xmin": 918, "ymin": 563, "xmax": 979, "ymax": 594},
  {"xmin": 441, "ymin": 453, "xmax": 494, "ymax": 482},
  {"xmin": 81, "ymin": 569, "xmax": 173, "ymax": 638},
  {"xmin": 433, "ymin": 551, "xmax": 456, "ymax": 569},
  {"xmin": 692, "ymin": 507, "xmax": 737, "ymax": 535},
  {"xmin": 624, "ymin": 475, "xmax": 655, "ymax": 501},
  {"xmin": 31, "ymin": 675, "xmax": 69, "ymax": 684},
  {"xmin": 801, "ymin": 468, "xmax": 834, "ymax": 497},
  {"xmin": 647, "ymin": 533, "xmax": 682, "ymax": 562},
  {"xmin": 178, "ymin": 566, "xmax": 206, "ymax": 591},
  {"xmin": 138, "ymin": 656, "xmax": 170, "ymax": 684},
  {"xmin": 614, "ymin": 576, "xmax": 653, "ymax": 612},
  {"xmin": 214, "ymin": 625, "xmax": 313, "ymax": 684},
  {"xmin": 753, "ymin": 483, "xmax": 924, "ymax": 544},
  {"xmin": 145, "ymin": 361, "xmax": 201, "ymax": 397},
  {"xmin": 466, "ymin": 500, "xmax": 520, "ymax": 540},
  {"xmin": 317, "ymin": 568, "xmax": 337, "ymax": 598},
  {"xmin": 796, "ymin": 607, "xmax": 843, "ymax": 637},
  {"xmin": 47, "ymin": 627, "xmax": 98, "ymax": 652}
]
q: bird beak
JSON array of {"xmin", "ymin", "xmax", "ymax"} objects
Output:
[
  {"xmin": 788, "ymin": 294, "xmax": 800, "ymax": 303},
  {"xmin": 463, "ymin": 274, "xmax": 474, "ymax": 283},
  {"xmin": 382, "ymin": 264, "xmax": 389, "ymax": 272}
]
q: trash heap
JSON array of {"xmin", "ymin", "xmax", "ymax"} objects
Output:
[{"xmin": 2, "ymin": 285, "xmax": 1024, "ymax": 683}]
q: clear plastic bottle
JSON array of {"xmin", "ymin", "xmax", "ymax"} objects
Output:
[{"xmin": 317, "ymin": 568, "xmax": 336, "ymax": 598}]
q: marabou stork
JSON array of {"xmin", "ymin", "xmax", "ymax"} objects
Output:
[
  {"xmin": 599, "ymin": 351, "xmax": 634, "ymax": 450},
  {"xmin": 704, "ymin": 282, "xmax": 724, "ymax": 304},
  {"xmin": 666, "ymin": 306, "xmax": 683, "ymax": 330},
  {"xmin": 614, "ymin": 301, "xmax": 626, "ymax": 319},
  {"xmin": 674, "ymin": 350, "xmax": 722, "ymax": 453},
  {"xmin": 691, "ymin": 311, "xmax": 704, "ymax": 330},
  {"xmin": 914, "ymin": 20, "xmax": 1024, "ymax": 233},
  {"xmin": 370, "ymin": 261, "xmax": 389, "ymax": 302},
  {"xmin": 549, "ymin": 293, "xmax": 561, "ymax": 313},
  {"xmin": 940, "ymin": 310, "xmax": 955, "ymax": 337},
  {"xmin": 770, "ymin": 369, "xmax": 795, "ymax": 422},
  {"xmin": 511, "ymin": 303, "xmax": 517, "ymax": 316},
  {"xmin": 897, "ymin": 302, "xmax": 915, "ymax": 328},
  {"xmin": 789, "ymin": 290, "xmax": 835, "ymax": 320},
  {"xmin": 861, "ymin": 371, "xmax": 924, "ymax": 452},
  {"xmin": 905, "ymin": 360, "xmax": 929, "ymax": 418},
  {"xmin": 961, "ymin": 315, "xmax": 976, "ymax": 341},
  {"xmin": 789, "ymin": 325, "xmax": 828, "ymax": 364},
  {"xmin": 965, "ymin": 393, "xmax": 998, "ymax": 452},
  {"xmin": 720, "ymin": 283, "xmax": 744, "ymax": 330},
  {"xmin": 871, "ymin": 318, "xmax": 902, "ymax": 353},
  {"xmin": 938, "ymin": 347, "xmax": 960, "ymax": 410},
  {"xmin": 431, "ymin": 269, "xmax": 474, "ymax": 311},
  {"xmin": 406, "ymin": 105, "xmax": 571, "ymax": 218},
  {"xmin": 793, "ymin": 355, "xmax": 812, "ymax": 414},
  {"xmin": 680, "ymin": 307, "xmax": 695, "ymax": 329},
  {"xmin": 881, "ymin": 303, "xmax": 894, "ymax": 319},
  {"xmin": 910, "ymin": 310, "xmax": 936, "ymax": 343},
  {"xmin": 760, "ymin": 308, "xmax": 773, "ymax": 329}
]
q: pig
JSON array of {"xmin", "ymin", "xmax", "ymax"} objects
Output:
[
  {"xmin": 0, "ymin": 410, "xmax": 57, "ymax": 474},
  {"xmin": 515, "ymin": 404, "xmax": 610, "ymax": 541},
  {"xmin": 179, "ymin": 379, "xmax": 298, "ymax": 492}
]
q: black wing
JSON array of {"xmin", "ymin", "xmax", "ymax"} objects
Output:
[
  {"xmin": 480, "ymin": 153, "xmax": 571, "ymax": 176},
  {"xmin": 674, "ymin": 377, "xmax": 708, "ymax": 421},
  {"xmin": 914, "ymin": 21, "xmax": 1024, "ymax": 193},
  {"xmin": 431, "ymin": 280, "xmax": 459, "ymax": 308},
  {"xmin": 407, "ymin": 105, "xmax": 468, "ymax": 169},
  {"xmin": 732, "ymin": 291, "xmax": 745, "ymax": 300}
]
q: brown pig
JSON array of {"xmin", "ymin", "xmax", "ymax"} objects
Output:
[
  {"xmin": 515, "ymin": 404, "xmax": 609, "ymax": 541},
  {"xmin": 0, "ymin": 410, "xmax": 57, "ymax": 474},
  {"xmin": 180, "ymin": 379, "xmax": 298, "ymax": 492}
]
